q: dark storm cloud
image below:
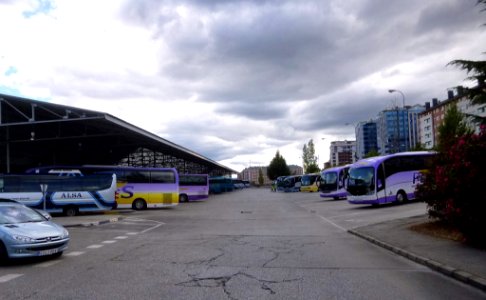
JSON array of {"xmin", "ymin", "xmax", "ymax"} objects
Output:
[
  {"xmin": 116, "ymin": 0, "xmax": 484, "ymax": 160},
  {"xmin": 215, "ymin": 101, "xmax": 290, "ymax": 120},
  {"xmin": 120, "ymin": 0, "xmax": 483, "ymax": 119}
]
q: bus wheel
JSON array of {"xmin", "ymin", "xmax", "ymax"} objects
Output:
[
  {"xmin": 396, "ymin": 191, "xmax": 407, "ymax": 204},
  {"xmin": 132, "ymin": 199, "xmax": 146, "ymax": 210},
  {"xmin": 179, "ymin": 194, "xmax": 188, "ymax": 203},
  {"xmin": 63, "ymin": 206, "xmax": 78, "ymax": 217}
]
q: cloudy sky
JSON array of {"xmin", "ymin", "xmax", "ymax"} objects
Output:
[{"xmin": 1, "ymin": 0, "xmax": 485, "ymax": 172}]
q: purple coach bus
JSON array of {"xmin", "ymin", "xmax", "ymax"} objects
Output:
[
  {"xmin": 319, "ymin": 165, "xmax": 350, "ymax": 200},
  {"xmin": 178, "ymin": 174, "xmax": 209, "ymax": 202},
  {"xmin": 347, "ymin": 151, "xmax": 435, "ymax": 206}
]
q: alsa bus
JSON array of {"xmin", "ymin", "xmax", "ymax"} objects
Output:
[
  {"xmin": 319, "ymin": 165, "xmax": 350, "ymax": 199},
  {"xmin": 347, "ymin": 151, "xmax": 435, "ymax": 205},
  {"xmin": 281, "ymin": 175, "xmax": 302, "ymax": 192},
  {"xmin": 300, "ymin": 173, "xmax": 321, "ymax": 192},
  {"xmin": 179, "ymin": 174, "xmax": 209, "ymax": 202},
  {"xmin": 27, "ymin": 166, "xmax": 179, "ymax": 210},
  {"xmin": 209, "ymin": 176, "xmax": 234, "ymax": 194},
  {"xmin": 0, "ymin": 174, "xmax": 117, "ymax": 216}
]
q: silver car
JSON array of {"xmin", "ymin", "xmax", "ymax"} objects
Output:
[{"xmin": 0, "ymin": 199, "xmax": 70, "ymax": 262}]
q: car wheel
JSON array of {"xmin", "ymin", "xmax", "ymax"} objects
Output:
[
  {"xmin": 132, "ymin": 198, "xmax": 146, "ymax": 210},
  {"xmin": 63, "ymin": 206, "xmax": 78, "ymax": 217},
  {"xmin": 179, "ymin": 194, "xmax": 188, "ymax": 203},
  {"xmin": 0, "ymin": 241, "xmax": 8, "ymax": 264},
  {"xmin": 396, "ymin": 191, "xmax": 407, "ymax": 204}
]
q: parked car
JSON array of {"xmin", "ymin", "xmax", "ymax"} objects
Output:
[{"xmin": 0, "ymin": 199, "xmax": 70, "ymax": 262}]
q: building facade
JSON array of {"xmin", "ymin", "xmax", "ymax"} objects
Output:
[
  {"xmin": 418, "ymin": 86, "xmax": 486, "ymax": 149},
  {"xmin": 355, "ymin": 120, "xmax": 378, "ymax": 159},
  {"xmin": 407, "ymin": 104, "xmax": 425, "ymax": 150},
  {"xmin": 329, "ymin": 140, "xmax": 356, "ymax": 167},
  {"xmin": 239, "ymin": 165, "xmax": 303, "ymax": 185},
  {"xmin": 377, "ymin": 107, "xmax": 409, "ymax": 154}
]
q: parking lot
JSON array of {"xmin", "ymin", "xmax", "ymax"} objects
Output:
[{"xmin": 1, "ymin": 188, "xmax": 484, "ymax": 299}]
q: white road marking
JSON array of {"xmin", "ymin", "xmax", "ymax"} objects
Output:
[
  {"xmin": 114, "ymin": 236, "xmax": 128, "ymax": 240},
  {"xmin": 0, "ymin": 274, "xmax": 23, "ymax": 283},
  {"xmin": 125, "ymin": 217, "xmax": 166, "ymax": 225},
  {"xmin": 126, "ymin": 232, "xmax": 138, "ymax": 235},
  {"xmin": 140, "ymin": 223, "xmax": 163, "ymax": 234},
  {"xmin": 65, "ymin": 251, "xmax": 85, "ymax": 257},
  {"xmin": 120, "ymin": 217, "xmax": 165, "ymax": 234},
  {"xmin": 313, "ymin": 213, "xmax": 348, "ymax": 232},
  {"xmin": 102, "ymin": 240, "xmax": 117, "ymax": 244},
  {"xmin": 87, "ymin": 244, "xmax": 104, "ymax": 249}
]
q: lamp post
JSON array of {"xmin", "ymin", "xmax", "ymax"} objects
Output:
[
  {"xmin": 388, "ymin": 89, "xmax": 405, "ymax": 107},
  {"xmin": 388, "ymin": 89, "xmax": 406, "ymax": 152}
]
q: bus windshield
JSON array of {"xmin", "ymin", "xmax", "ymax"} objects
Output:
[
  {"xmin": 347, "ymin": 167, "xmax": 375, "ymax": 196},
  {"xmin": 301, "ymin": 174, "xmax": 318, "ymax": 186},
  {"xmin": 320, "ymin": 172, "xmax": 338, "ymax": 192}
]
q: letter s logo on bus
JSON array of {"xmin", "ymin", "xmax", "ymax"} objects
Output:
[{"xmin": 119, "ymin": 186, "xmax": 134, "ymax": 199}]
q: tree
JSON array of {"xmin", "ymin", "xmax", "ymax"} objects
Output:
[
  {"xmin": 258, "ymin": 168, "xmax": 264, "ymax": 186},
  {"xmin": 267, "ymin": 151, "xmax": 290, "ymax": 180},
  {"xmin": 415, "ymin": 0, "xmax": 486, "ymax": 247},
  {"xmin": 417, "ymin": 103, "xmax": 486, "ymax": 247},
  {"xmin": 437, "ymin": 104, "xmax": 472, "ymax": 152},
  {"xmin": 417, "ymin": 126, "xmax": 486, "ymax": 247},
  {"xmin": 447, "ymin": 0, "xmax": 486, "ymax": 124},
  {"xmin": 364, "ymin": 149, "xmax": 380, "ymax": 158},
  {"xmin": 302, "ymin": 139, "xmax": 320, "ymax": 173}
]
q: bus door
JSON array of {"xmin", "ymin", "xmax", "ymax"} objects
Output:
[{"xmin": 376, "ymin": 163, "xmax": 388, "ymax": 202}]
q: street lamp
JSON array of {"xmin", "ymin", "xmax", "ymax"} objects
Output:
[{"xmin": 388, "ymin": 89, "xmax": 405, "ymax": 107}]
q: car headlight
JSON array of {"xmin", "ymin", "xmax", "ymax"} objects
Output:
[
  {"xmin": 12, "ymin": 234, "xmax": 36, "ymax": 243},
  {"xmin": 61, "ymin": 228, "xmax": 69, "ymax": 239}
]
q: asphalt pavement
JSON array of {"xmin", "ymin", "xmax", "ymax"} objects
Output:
[{"xmin": 53, "ymin": 210, "xmax": 486, "ymax": 293}]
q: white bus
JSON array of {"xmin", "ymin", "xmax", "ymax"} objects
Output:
[
  {"xmin": 347, "ymin": 152, "xmax": 435, "ymax": 205},
  {"xmin": 0, "ymin": 174, "xmax": 117, "ymax": 216},
  {"xmin": 319, "ymin": 165, "xmax": 350, "ymax": 200}
]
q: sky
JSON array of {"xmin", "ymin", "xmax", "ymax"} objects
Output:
[{"xmin": 1, "ymin": 0, "xmax": 485, "ymax": 172}]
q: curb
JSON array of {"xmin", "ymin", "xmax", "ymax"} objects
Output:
[
  {"xmin": 348, "ymin": 229, "xmax": 486, "ymax": 292},
  {"xmin": 62, "ymin": 216, "xmax": 124, "ymax": 228}
]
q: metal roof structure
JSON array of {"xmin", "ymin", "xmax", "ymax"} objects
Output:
[{"xmin": 0, "ymin": 93, "xmax": 237, "ymax": 175}]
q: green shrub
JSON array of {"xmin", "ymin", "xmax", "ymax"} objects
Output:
[{"xmin": 417, "ymin": 126, "xmax": 486, "ymax": 247}]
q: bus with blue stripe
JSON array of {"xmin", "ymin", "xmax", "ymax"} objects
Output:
[
  {"xmin": 209, "ymin": 176, "xmax": 234, "ymax": 194},
  {"xmin": 27, "ymin": 165, "xmax": 180, "ymax": 210},
  {"xmin": 0, "ymin": 174, "xmax": 117, "ymax": 216}
]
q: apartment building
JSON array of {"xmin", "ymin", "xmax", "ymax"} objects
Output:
[
  {"xmin": 329, "ymin": 140, "xmax": 356, "ymax": 167},
  {"xmin": 418, "ymin": 86, "xmax": 486, "ymax": 149},
  {"xmin": 239, "ymin": 165, "xmax": 303, "ymax": 185}
]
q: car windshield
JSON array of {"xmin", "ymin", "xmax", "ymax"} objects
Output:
[{"xmin": 0, "ymin": 205, "xmax": 46, "ymax": 224}]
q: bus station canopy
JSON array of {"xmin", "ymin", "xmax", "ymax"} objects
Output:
[{"xmin": 0, "ymin": 93, "xmax": 237, "ymax": 175}]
